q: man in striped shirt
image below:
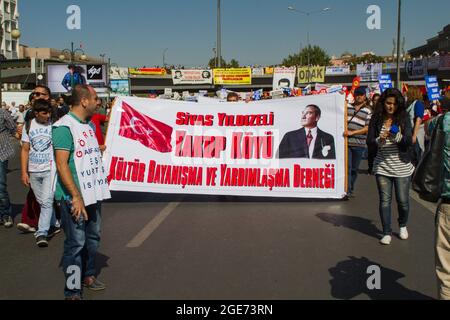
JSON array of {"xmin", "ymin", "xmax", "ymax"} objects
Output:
[{"xmin": 345, "ymin": 87, "xmax": 372, "ymax": 196}]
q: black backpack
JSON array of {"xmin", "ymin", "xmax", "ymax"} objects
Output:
[{"xmin": 412, "ymin": 114, "xmax": 447, "ymax": 203}]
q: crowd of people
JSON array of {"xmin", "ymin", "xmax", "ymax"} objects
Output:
[
  {"xmin": 347, "ymin": 85, "xmax": 450, "ymax": 299},
  {"xmin": 224, "ymin": 84, "xmax": 450, "ymax": 299},
  {"xmin": 0, "ymin": 82, "xmax": 449, "ymax": 300},
  {"xmin": 1, "ymin": 85, "xmax": 111, "ymax": 299}
]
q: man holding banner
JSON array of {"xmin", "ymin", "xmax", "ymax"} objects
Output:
[{"xmin": 53, "ymin": 85, "xmax": 111, "ymax": 300}]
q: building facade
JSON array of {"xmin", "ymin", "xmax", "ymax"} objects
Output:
[
  {"xmin": 0, "ymin": 0, "xmax": 19, "ymax": 60},
  {"xmin": 409, "ymin": 24, "xmax": 450, "ymax": 58},
  {"xmin": 19, "ymin": 45, "xmax": 104, "ymax": 64}
]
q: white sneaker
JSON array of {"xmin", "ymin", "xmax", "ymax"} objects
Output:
[
  {"xmin": 380, "ymin": 235, "xmax": 392, "ymax": 245},
  {"xmin": 399, "ymin": 227, "xmax": 409, "ymax": 240},
  {"xmin": 17, "ymin": 223, "xmax": 37, "ymax": 234},
  {"xmin": 3, "ymin": 216, "xmax": 13, "ymax": 228}
]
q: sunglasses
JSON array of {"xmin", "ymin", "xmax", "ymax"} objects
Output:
[{"xmin": 33, "ymin": 92, "xmax": 48, "ymax": 97}]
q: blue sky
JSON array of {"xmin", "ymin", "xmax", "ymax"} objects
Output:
[{"xmin": 19, "ymin": 0, "xmax": 450, "ymax": 67}]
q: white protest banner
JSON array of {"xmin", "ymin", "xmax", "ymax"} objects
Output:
[
  {"xmin": 405, "ymin": 59, "xmax": 427, "ymax": 79},
  {"xmin": 110, "ymin": 67, "xmax": 129, "ymax": 80},
  {"xmin": 314, "ymin": 83, "xmax": 329, "ymax": 92},
  {"xmin": 357, "ymin": 63, "xmax": 383, "ymax": 82},
  {"xmin": 273, "ymin": 67, "xmax": 296, "ymax": 89},
  {"xmin": 172, "ymin": 69, "xmax": 213, "ymax": 85},
  {"xmin": 252, "ymin": 67, "xmax": 264, "ymax": 76},
  {"xmin": 326, "ymin": 66, "xmax": 350, "ymax": 75},
  {"xmin": 104, "ymin": 94, "xmax": 347, "ymax": 199},
  {"xmin": 164, "ymin": 88, "xmax": 173, "ymax": 97}
]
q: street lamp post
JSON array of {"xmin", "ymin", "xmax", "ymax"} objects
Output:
[
  {"xmin": 288, "ymin": 6, "xmax": 331, "ymax": 84},
  {"xmin": 163, "ymin": 48, "xmax": 168, "ymax": 68},
  {"xmin": 396, "ymin": 0, "xmax": 402, "ymax": 89},
  {"xmin": 0, "ymin": 20, "xmax": 21, "ymax": 103},
  {"xmin": 59, "ymin": 42, "xmax": 87, "ymax": 63},
  {"xmin": 217, "ymin": 0, "xmax": 222, "ymax": 68}
]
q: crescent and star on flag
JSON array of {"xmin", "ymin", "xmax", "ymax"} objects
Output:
[{"xmin": 130, "ymin": 117, "xmax": 154, "ymax": 136}]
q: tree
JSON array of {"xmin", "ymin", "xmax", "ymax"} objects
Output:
[
  {"xmin": 228, "ymin": 59, "xmax": 240, "ymax": 68},
  {"xmin": 340, "ymin": 51, "xmax": 354, "ymax": 58},
  {"xmin": 348, "ymin": 53, "xmax": 386, "ymax": 66},
  {"xmin": 208, "ymin": 56, "xmax": 227, "ymax": 69},
  {"xmin": 208, "ymin": 57, "xmax": 240, "ymax": 68},
  {"xmin": 282, "ymin": 45, "xmax": 331, "ymax": 67}
]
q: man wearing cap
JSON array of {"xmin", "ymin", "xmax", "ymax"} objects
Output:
[
  {"xmin": 61, "ymin": 65, "xmax": 86, "ymax": 92},
  {"xmin": 344, "ymin": 87, "xmax": 372, "ymax": 196}
]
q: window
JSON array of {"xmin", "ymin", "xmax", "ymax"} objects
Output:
[
  {"xmin": 10, "ymin": 2, "xmax": 16, "ymax": 16},
  {"xmin": 6, "ymin": 40, "xmax": 11, "ymax": 52},
  {"xmin": 4, "ymin": 21, "xmax": 11, "ymax": 33},
  {"xmin": 4, "ymin": 1, "xmax": 10, "ymax": 14}
]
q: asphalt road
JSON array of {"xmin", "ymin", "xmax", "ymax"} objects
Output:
[{"xmin": 0, "ymin": 142, "xmax": 439, "ymax": 300}]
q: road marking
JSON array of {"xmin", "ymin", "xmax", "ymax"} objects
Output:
[
  {"xmin": 126, "ymin": 202, "xmax": 181, "ymax": 248},
  {"xmin": 409, "ymin": 190, "xmax": 437, "ymax": 214}
]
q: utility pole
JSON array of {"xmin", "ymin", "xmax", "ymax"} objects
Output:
[
  {"xmin": 217, "ymin": 0, "xmax": 222, "ymax": 68},
  {"xmin": 108, "ymin": 57, "xmax": 111, "ymax": 103},
  {"xmin": 396, "ymin": 0, "xmax": 402, "ymax": 89}
]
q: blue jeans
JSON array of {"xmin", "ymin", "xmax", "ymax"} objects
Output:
[
  {"xmin": 0, "ymin": 160, "xmax": 12, "ymax": 218},
  {"xmin": 348, "ymin": 146, "xmax": 366, "ymax": 194},
  {"xmin": 30, "ymin": 171, "xmax": 57, "ymax": 237},
  {"xmin": 375, "ymin": 175, "xmax": 410, "ymax": 236},
  {"xmin": 60, "ymin": 199, "xmax": 102, "ymax": 298}
]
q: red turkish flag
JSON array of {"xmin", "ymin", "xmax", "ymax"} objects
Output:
[{"xmin": 119, "ymin": 102, "xmax": 173, "ymax": 153}]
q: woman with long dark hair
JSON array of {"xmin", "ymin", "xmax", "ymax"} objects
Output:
[{"xmin": 367, "ymin": 88, "xmax": 414, "ymax": 245}]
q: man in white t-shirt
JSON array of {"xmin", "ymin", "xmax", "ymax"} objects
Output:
[
  {"xmin": 16, "ymin": 104, "xmax": 25, "ymax": 125},
  {"xmin": 9, "ymin": 101, "xmax": 19, "ymax": 122},
  {"xmin": 21, "ymin": 99, "xmax": 60, "ymax": 248}
]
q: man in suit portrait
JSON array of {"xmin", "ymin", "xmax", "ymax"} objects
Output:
[{"xmin": 278, "ymin": 104, "xmax": 336, "ymax": 159}]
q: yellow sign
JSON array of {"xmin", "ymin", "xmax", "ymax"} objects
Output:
[
  {"xmin": 213, "ymin": 68, "xmax": 252, "ymax": 85},
  {"xmin": 264, "ymin": 67, "xmax": 274, "ymax": 75},
  {"xmin": 129, "ymin": 68, "xmax": 167, "ymax": 75},
  {"xmin": 297, "ymin": 66, "xmax": 325, "ymax": 84}
]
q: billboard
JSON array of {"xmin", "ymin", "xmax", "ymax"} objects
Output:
[
  {"xmin": 110, "ymin": 67, "xmax": 129, "ymax": 80},
  {"xmin": 405, "ymin": 59, "xmax": 427, "ymax": 79},
  {"xmin": 213, "ymin": 68, "xmax": 252, "ymax": 85},
  {"xmin": 357, "ymin": 63, "xmax": 383, "ymax": 82},
  {"xmin": 172, "ymin": 69, "xmax": 213, "ymax": 85},
  {"xmin": 110, "ymin": 79, "xmax": 130, "ymax": 96},
  {"xmin": 325, "ymin": 66, "xmax": 350, "ymax": 75},
  {"xmin": 129, "ymin": 68, "xmax": 167, "ymax": 75},
  {"xmin": 297, "ymin": 66, "xmax": 325, "ymax": 84},
  {"xmin": 47, "ymin": 64, "xmax": 108, "ymax": 94},
  {"xmin": 273, "ymin": 67, "xmax": 296, "ymax": 90}
]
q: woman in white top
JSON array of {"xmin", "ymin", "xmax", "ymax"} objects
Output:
[{"xmin": 367, "ymin": 88, "xmax": 414, "ymax": 245}]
